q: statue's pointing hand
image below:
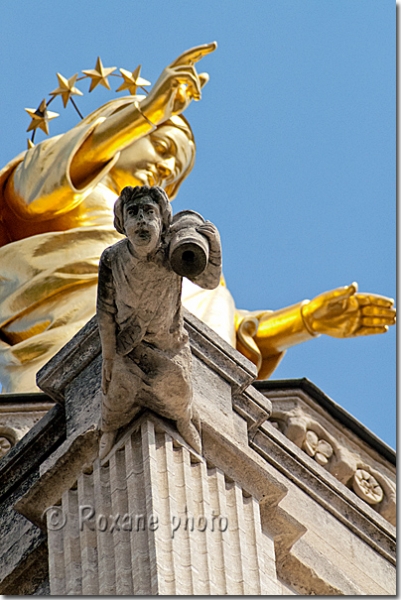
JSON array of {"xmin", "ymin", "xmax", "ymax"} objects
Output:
[
  {"xmin": 144, "ymin": 43, "xmax": 217, "ymax": 122},
  {"xmin": 301, "ymin": 283, "xmax": 396, "ymax": 338},
  {"xmin": 169, "ymin": 42, "xmax": 218, "ymax": 67}
]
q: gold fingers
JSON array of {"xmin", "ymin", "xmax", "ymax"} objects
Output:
[{"xmin": 169, "ymin": 42, "xmax": 218, "ymax": 67}]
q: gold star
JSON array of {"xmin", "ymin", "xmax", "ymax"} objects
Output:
[
  {"xmin": 116, "ymin": 65, "xmax": 151, "ymax": 95},
  {"xmin": 50, "ymin": 73, "xmax": 83, "ymax": 108},
  {"xmin": 82, "ymin": 57, "xmax": 117, "ymax": 92},
  {"xmin": 25, "ymin": 99, "xmax": 59, "ymax": 135}
]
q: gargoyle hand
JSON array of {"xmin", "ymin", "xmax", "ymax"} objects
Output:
[
  {"xmin": 102, "ymin": 358, "xmax": 114, "ymax": 394},
  {"xmin": 196, "ymin": 220, "xmax": 221, "ymax": 252}
]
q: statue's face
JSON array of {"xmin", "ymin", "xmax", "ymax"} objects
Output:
[
  {"xmin": 123, "ymin": 197, "xmax": 162, "ymax": 255},
  {"xmin": 115, "ymin": 126, "xmax": 193, "ymax": 190}
]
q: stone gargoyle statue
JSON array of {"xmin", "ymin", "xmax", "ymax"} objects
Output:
[{"xmin": 96, "ymin": 185, "xmax": 221, "ymax": 459}]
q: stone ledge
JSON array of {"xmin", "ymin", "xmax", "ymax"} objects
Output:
[
  {"xmin": 255, "ymin": 379, "xmax": 395, "ymax": 465},
  {"xmin": 37, "ymin": 308, "xmax": 258, "ymax": 405},
  {"xmin": 0, "ymin": 401, "xmax": 66, "ymax": 593},
  {"xmin": 0, "ymin": 538, "xmax": 48, "ymax": 595},
  {"xmin": 254, "ymin": 379, "xmax": 396, "ymax": 527},
  {"xmin": 250, "ymin": 420, "xmax": 395, "ymax": 565},
  {"xmin": 0, "ymin": 393, "xmax": 54, "ymax": 413},
  {"xmin": 0, "ymin": 402, "xmax": 65, "ymax": 503},
  {"xmin": 183, "ymin": 308, "xmax": 257, "ymax": 395},
  {"xmin": 36, "ymin": 316, "xmax": 101, "ymax": 404}
]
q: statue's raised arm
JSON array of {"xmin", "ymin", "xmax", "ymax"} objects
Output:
[
  {"xmin": 70, "ymin": 43, "xmax": 217, "ymax": 186},
  {"xmin": 0, "ymin": 43, "xmax": 217, "ymax": 238}
]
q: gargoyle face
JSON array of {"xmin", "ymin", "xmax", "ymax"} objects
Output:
[{"xmin": 123, "ymin": 197, "xmax": 162, "ymax": 254}]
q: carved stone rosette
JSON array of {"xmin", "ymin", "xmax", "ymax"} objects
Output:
[{"xmin": 258, "ymin": 384, "xmax": 396, "ymax": 527}]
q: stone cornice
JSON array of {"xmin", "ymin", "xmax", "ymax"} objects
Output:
[
  {"xmin": 249, "ymin": 420, "xmax": 395, "ymax": 564},
  {"xmin": 0, "ymin": 403, "xmax": 65, "ymax": 503},
  {"xmin": 254, "ymin": 380, "xmax": 396, "ymax": 528},
  {"xmin": 255, "ymin": 379, "xmax": 395, "ymax": 465}
]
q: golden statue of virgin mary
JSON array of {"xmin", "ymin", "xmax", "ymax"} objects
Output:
[{"xmin": 0, "ymin": 44, "xmax": 395, "ymax": 393}]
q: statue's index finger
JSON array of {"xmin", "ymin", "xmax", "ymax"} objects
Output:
[{"xmin": 169, "ymin": 42, "xmax": 218, "ymax": 67}]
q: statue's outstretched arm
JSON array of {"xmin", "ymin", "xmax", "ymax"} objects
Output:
[
  {"xmin": 70, "ymin": 43, "xmax": 217, "ymax": 187},
  {"xmin": 237, "ymin": 283, "xmax": 396, "ymax": 380}
]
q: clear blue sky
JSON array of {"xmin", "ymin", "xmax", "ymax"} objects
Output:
[{"xmin": 0, "ymin": 1, "xmax": 396, "ymax": 447}]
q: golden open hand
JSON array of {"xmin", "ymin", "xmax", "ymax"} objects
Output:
[
  {"xmin": 301, "ymin": 283, "xmax": 396, "ymax": 338},
  {"xmin": 143, "ymin": 42, "xmax": 217, "ymax": 122}
]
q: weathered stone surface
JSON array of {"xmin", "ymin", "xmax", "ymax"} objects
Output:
[
  {"xmin": 96, "ymin": 186, "xmax": 223, "ymax": 458},
  {"xmin": 40, "ymin": 415, "xmax": 280, "ymax": 595},
  {"xmin": 255, "ymin": 378, "xmax": 395, "ymax": 464},
  {"xmin": 0, "ymin": 401, "xmax": 65, "ymax": 594},
  {"xmin": 202, "ymin": 415, "xmax": 396, "ymax": 594},
  {"xmin": 0, "ymin": 539, "xmax": 49, "ymax": 596},
  {"xmin": 37, "ymin": 315, "xmax": 101, "ymax": 403},
  {"xmin": 2, "ymin": 309, "xmax": 395, "ymax": 595},
  {"xmin": 36, "ymin": 307, "xmax": 258, "ymax": 407},
  {"xmin": 32, "ymin": 575, "xmax": 50, "ymax": 595},
  {"xmin": 0, "ymin": 393, "xmax": 54, "ymax": 460},
  {"xmin": 255, "ymin": 379, "xmax": 396, "ymax": 526}
]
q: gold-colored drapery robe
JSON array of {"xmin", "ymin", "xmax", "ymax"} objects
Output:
[{"xmin": 0, "ymin": 98, "xmax": 236, "ymax": 393}]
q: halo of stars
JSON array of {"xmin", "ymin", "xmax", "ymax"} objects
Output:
[{"xmin": 25, "ymin": 57, "xmax": 151, "ymax": 145}]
